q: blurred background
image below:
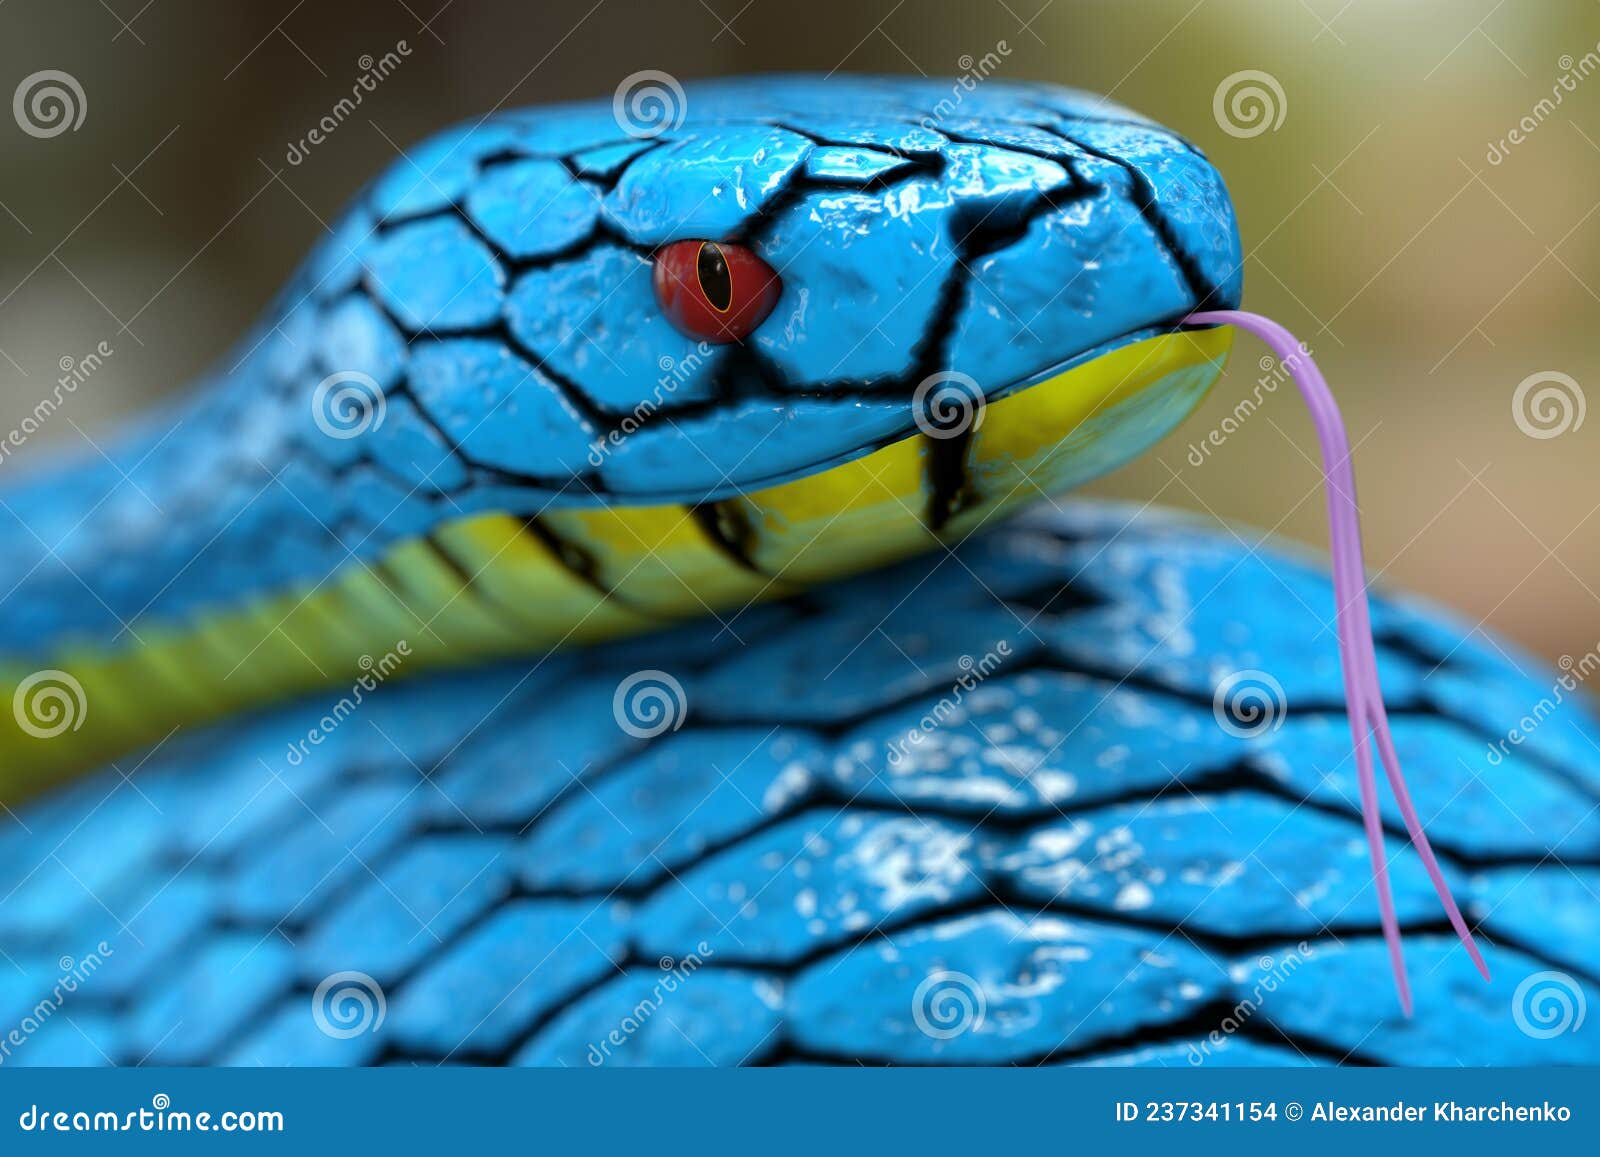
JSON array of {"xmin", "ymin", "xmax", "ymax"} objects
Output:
[{"xmin": 0, "ymin": 0, "xmax": 1596, "ymax": 668}]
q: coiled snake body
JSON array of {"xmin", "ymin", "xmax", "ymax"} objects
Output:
[{"xmin": 0, "ymin": 77, "xmax": 1595, "ymax": 1067}]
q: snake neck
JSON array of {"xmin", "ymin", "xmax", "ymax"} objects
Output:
[{"xmin": 0, "ymin": 323, "xmax": 1230, "ymax": 801}]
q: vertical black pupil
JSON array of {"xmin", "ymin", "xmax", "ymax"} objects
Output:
[{"xmin": 696, "ymin": 243, "xmax": 733, "ymax": 312}]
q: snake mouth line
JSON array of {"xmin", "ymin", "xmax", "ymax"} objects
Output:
[{"xmin": 579, "ymin": 320, "xmax": 1199, "ymax": 512}]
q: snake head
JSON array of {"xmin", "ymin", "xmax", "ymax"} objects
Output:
[{"xmin": 282, "ymin": 75, "xmax": 1241, "ymax": 513}]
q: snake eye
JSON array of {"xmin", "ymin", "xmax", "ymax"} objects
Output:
[{"xmin": 653, "ymin": 240, "xmax": 781, "ymax": 344}]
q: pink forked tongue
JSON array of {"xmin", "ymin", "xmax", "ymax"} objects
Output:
[{"xmin": 1184, "ymin": 310, "xmax": 1491, "ymax": 1016}]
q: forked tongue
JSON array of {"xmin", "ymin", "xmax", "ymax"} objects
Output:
[{"xmin": 1183, "ymin": 310, "xmax": 1491, "ymax": 1016}]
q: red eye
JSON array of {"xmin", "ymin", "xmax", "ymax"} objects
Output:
[{"xmin": 652, "ymin": 240, "xmax": 781, "ymax": 344}]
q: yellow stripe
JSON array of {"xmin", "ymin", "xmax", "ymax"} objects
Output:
[
  {"xmin": 540, "ymin": 504, "xmax": 782, "ymax": 616},
  {"xmin": 429, "ymin": 513, "xmax": 654, "ymax": 646},
  {"xmin": 946, "ymin": 324, "xmax": 1232, "ymax": 539},
  {"xmin": 724, "ymin": 432, "xmax": 935, "ymax": 584},
  {"xmin": 0, "ymin": 330, "xmax": 1229, "ymax": 801}
]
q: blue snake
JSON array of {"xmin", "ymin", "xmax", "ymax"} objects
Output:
[{"xmin": 0, "ymin": 76, "xmax": 1595, "ymax": 1067}]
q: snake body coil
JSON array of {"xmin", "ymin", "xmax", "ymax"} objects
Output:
[{"xmin": 0, "ymin": 76, "xmax": 1592, "ymax": 1067}]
